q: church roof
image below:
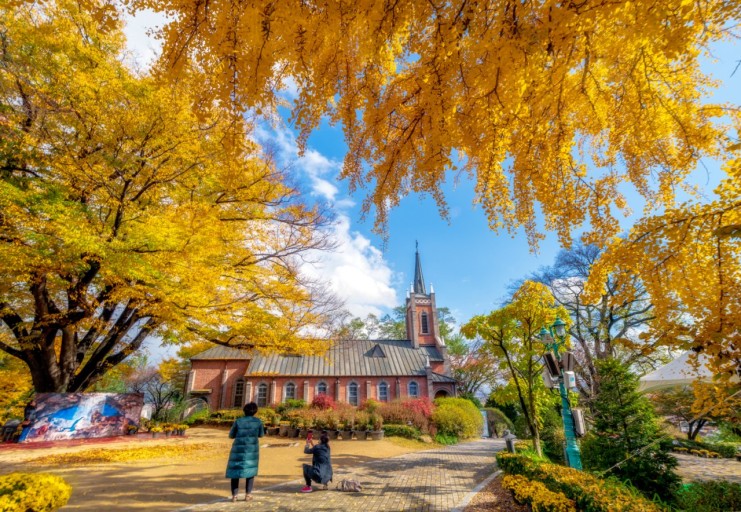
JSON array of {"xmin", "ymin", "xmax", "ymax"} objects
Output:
[
  {"xmin": 413, "ymin": 244, "xmax": 426, "ymax": 294},
  {"xmin": 190, "ymin": 345, "xmax": 251, "ymax": 361},
  {"xmin": 245, "ymin": 339, "xmax": 444, "ymax": 377},
  {"xmin": 430, "ymin": 372, "xmax": 457, "ymax": 383}
]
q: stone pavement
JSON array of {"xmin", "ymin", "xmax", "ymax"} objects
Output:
[
  {"xmin": 675, "ymin": 453, "xmax": 741, "ymax": 484},
  {"xmin": 180, "ymin": 438, "xmax": 504, "ymax": 512}
]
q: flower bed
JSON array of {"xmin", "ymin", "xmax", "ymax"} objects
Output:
[
  {"xmin": 496, "ymin": 452, "xmax": 664, "ymax": 512},
  {"xmin": 501, "ymin": 474, "xmax": 575, "ymax": 512},
  {"xmin": 0, "ymin": 472, "xmax": 71, "ymax": 511}
]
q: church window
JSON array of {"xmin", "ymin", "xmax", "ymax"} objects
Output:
[
  {"xmin": 233, "ymin": 378, "xmax": 245, "ymax": 408},
  {"xmin": 408, "ymin": 381, "xmax": 419, "ymax": 397},
  {"xmin": 420, "ymin": 312, "xmax": 429, "ymax": 334},
  {"xmin": 317, "ymin": 381, "xmax": 328, "ymax": 395},
  {"xmin": 256, "ymin": 383, "xmax": 268, "ymax": 407},
  {"xmin": 285, "ymin": 382, "xmax": 296, "ymax": 401},
  {"xmin": 378, "ymin": 381, "xmax": 389, "ymax": 402},
  {"xmin": 348, "ymin": 382, "xmax": 359, "ymax": 406}
]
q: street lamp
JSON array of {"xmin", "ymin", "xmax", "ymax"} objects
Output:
[{"xmin": 538, "ymin": 317, "xmax": 583, "ymax": 470}]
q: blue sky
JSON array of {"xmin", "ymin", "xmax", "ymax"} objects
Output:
[{"xmin": 124, "ymin": 13, "xmax": 739, "ymax": 334}]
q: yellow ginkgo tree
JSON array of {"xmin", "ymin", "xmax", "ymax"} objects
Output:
[{"xmin": 0, "ymin": 0, "xmax": 338, "ymax": 393}]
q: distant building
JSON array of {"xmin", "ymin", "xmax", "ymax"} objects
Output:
[{"xmin": 187, "ymin": 248, "xmax": 457, "ymax": 410}]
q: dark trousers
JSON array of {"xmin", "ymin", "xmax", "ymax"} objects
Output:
[
  {"xmin": 302, "ymin": 464, "xmax": 315, "ymax": 487},
  {"xmin": 230, "ymin": 477, "xmax": 254, "ymax": 496}
]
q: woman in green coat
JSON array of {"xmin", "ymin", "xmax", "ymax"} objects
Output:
[{"xmin": 226, "ymin": 402, "xmax": 264, "ymax": 502}]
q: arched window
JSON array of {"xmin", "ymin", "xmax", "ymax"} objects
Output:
[
  {"xmin": 348, "ymin": 382, "xmax": 359, "ymax": 406},
  {"xmin": 408, "ymin": 381, "xmax": 419, "ymax": 398},
  {"xmin": 420, "ymin": 311, "xmax": 430, "ymax": 334},
  {"xmin": 256, "ymin": 383, "xmax": 268, "ymax": 407},
  {"xmin": 317, "ymin": 381, "xmax": 328, "ymax": 396},
  {"xmin": 285, "ymin": 382, "xmax": 296, "ymax": 401},
  {"xmin": 233, "ymin": 378, "xmax": 245, "ymax": 408},
  {"xmin": 378, "ymin": 381, "xmax": 389, "ymax": 402}
]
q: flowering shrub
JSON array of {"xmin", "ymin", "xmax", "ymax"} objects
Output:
[
  {"xmin": 0, "ymin": 473, "xmax": 71, "ymax": 512},
  {"xmin": 502, "ymin": 474, "xmax": 576, "ymax": 512},
  {"xmin": 496, "ymin": 453, "xmax": 664, "ymax": 512},
  {"xmin": 29, "ymin": 443, "xmax": 217, "ymax": 465},
  {"xmin": 311, "ymin": 394, "xmax": 336, "ymax": 410}
]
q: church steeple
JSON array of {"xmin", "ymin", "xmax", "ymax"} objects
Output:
[{"xmin": 413, "ymin": 241, "xmax": 426, "ymax": 294}]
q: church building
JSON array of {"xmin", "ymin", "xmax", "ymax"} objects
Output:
[{"xmin": 186, "ymin": 249, "xmax": 457, "ymax": 410}]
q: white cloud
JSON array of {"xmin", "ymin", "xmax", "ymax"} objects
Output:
[
  {"xmin": 255, "ymin": 124, "xmax": 397, "ymax": 317},
  {"xmin": 122, "ymin": 10, "xmax": 167, "ymax": 71}
]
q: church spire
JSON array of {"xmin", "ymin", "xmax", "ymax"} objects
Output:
[{"xmin": 413, "ymin": 241, "xmax": 426, "ymax": 294}]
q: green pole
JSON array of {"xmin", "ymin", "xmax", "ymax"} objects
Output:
[{"xmin": 549, "ymin": 333, "xmax": 583, "ymax": 470}]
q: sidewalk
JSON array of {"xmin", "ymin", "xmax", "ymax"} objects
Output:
[{"xmin": 180, "ymin": 438, "xmax": 504, "ymax": 512}]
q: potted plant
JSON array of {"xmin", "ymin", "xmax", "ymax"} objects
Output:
[
  {"xmin": 370, "ymin": 413, "xmax": 384, "ymax": 440},
  {"xmin": 288, "ymin": 413, "xmax": 301, "ymax": 438},
  {"xmin": 126, "ymin": 424, "xmax": 139, "ymax": 436},
  {"xmin": 150, "ymin": 425, "xmax": 163, "ymax": 438},
  {"xmin": 178, "ymin": 424, "xmax": 189, "ymax": 436},
  {"xmin": 325, "ymin": 411, "xmax": 339, "ymax": 440},
  {"xmin": 279, "ymin": 420, "xmax": 290, "ymax": 437},
  {"xmin": 354, "ymin": 411, "xmax": 370, "ymax": 440},
  {"xmin": 163, "ymin": 424, "xmax": 174, "ymax": 437}
]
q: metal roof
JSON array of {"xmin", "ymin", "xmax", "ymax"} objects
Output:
[
  {"xmin": 190, "ymin": 346, "xmax": 252, "ymax": 361},
  {"xmin": 244, "ymin": 340, "xmax": 444, "ymax": 377},
  {"xmin": 430, "ymin": 372, "xmax": 457, "ymax": 383}
]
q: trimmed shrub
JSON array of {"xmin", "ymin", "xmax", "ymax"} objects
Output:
[
  {"xmin": 434, "ymin": 433, "xmax": 458, "ymax": 445},
  {"xmin": 675, "ymin": 480, "xmax": 741, "ymax": 512},
  {"xmin": 501, "ymin": 474, "xmax": 576, "ymax": 512},
  {"xmin": 432, "ymin": 397, "xmax": 483, "ymax": 440},
  {"xmin": 496, "ymin": 452, "xmax": 664, "ymax": 512},
  {"xmin": 311, "ymin": 394, "xmax": 336, "ymax": 410},
  {"xmin": 383, "ymin": 424, "xmax": 421, "ymax": 439},
  {"xmin": 275, "ymin": 399, "xmax": 306, "ymax": 415},
  {"xmin": 0, "ymin": 472, "xmax": 72, "ymax": 512},
  {"xmin": 378, "ymin": 398, "xmax": 432, "ymax": 432},
  {"xmin": 675, "ymin": 439, "xmax": 738, "ymax": 459}
]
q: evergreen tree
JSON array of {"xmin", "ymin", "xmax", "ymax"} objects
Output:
[{"xmin": 582, "ymin": 359, "xmax": 680, "ymax": 503}]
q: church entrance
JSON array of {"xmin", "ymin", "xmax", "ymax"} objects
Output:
[{"xmin": 434, "ymin": 390, "xmax": 449, "ymax": 399}]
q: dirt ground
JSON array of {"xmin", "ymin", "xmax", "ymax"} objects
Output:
[{"xmin": 0, "ymin": 427, "xmax": 432, "ymax": 511}]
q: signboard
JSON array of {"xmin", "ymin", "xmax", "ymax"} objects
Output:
[{"xmin": 19, "ymin": 393, "xmax": 143, "ymax": 443}]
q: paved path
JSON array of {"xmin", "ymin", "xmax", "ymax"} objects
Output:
[
  {"xmin": 181, "ymin": 438, "xmax": 504, "ymax": 512},
  {"xmin": 675, "ymin": 453, "xmax": 741, "ymax": 484}
]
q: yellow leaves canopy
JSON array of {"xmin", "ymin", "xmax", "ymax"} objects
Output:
[
  {"xmin": 0, "ymin": 0, "xmax": 338, "ymax": 392},
  {"xmin": 130, "ymin": 0, "xmax": 737, "ymax": 246}
]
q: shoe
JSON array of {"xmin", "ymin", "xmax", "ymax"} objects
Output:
[
  {"xmin": 301, "ymin": 486, "xmax": 313, "ymax": 493},
  {"xmin": 322, "ymin": 484, "xmax": 328, "ymax": 490},
  {"xmin": 231, "ymin": 495, "xmax": 238, "ymax": 503},
  {"xmin": 245, "ymin": 494, "xmax": 253, "ymax": 501}
]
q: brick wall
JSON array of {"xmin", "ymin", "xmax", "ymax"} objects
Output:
[{"xmin": 190, "ymin": 360, "xmax": 249, "ymax": 411}]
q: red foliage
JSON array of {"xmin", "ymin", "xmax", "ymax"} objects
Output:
[
  {"xmin": 377, "ymin": 398, "xmax": 435, "ymax": 432},
  {"xmin": 405, "ymin": 397, "xmax": 434, "ymax": 418},
  {"xmin": 311, "ymin": 393, "xmax": 336, "ymax": 410}
]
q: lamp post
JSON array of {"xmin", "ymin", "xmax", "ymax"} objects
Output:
[{"xmin": 539, "ymin": 317, "xmax": 583, "ymax": 470}]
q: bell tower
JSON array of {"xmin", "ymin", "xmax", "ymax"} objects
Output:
[{"xmin": 405, "ymin": 243, "xmax": 441, "ymax": 348}]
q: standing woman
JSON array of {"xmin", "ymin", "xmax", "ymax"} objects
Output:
[{"xmin": 226, "ymin": 402, "xmax": 264, "ymax": 502}]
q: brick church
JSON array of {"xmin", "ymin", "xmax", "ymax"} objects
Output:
[{"xmin": 186, "ymin": 249, "xmax": 457, "ymax": 410}]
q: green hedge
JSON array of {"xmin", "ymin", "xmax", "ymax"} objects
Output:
[
  {"xmin": 496, "ymin": 452, "xmax": 664, "ymax": 512},
  {"xmin": 675, "ymin": 480, "xmax": 741, "ymax": 512},
  {"xmin": 382, "ymin": 424, "xmax": 420, "ymax": 439},
  {"xmin": 675, "ymin": 439, "xmax": 738, "ymax": 459}
]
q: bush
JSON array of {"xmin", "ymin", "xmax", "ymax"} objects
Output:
[
  {"xmin": 496, "ymin": 453, "xmax": 664, "ymax": 512},
  {"xmin": 675, "ymin": 480, "xmax": 741, "ymax": 512},
  {"xmin": 501, "ymin": 474, "xmax": 576, "ymax": 512},
  {"xmin": 212, "ymin": 409, "xmax": 242, "ymax": 420},
  {"xmin": 311, "ymin": 394, "xmax": 336, "ymax": 410},
  {"xmin": 275, "ymin": 399, "xmax": 306, "ymax": 415},
  {"xmin": 434, "ymin": 433, "xmax": 459, "ymax": 445},
  {"xmin": 432, "ymin": 397, "xmax": 483, "ymax": 439},
  {"xmin": 383, "ymin": 424, "xmax": 421, "ymax": 439},
  {"xmin": 378, "ymin": 398, "xmax": 432, "ymax": 432},
  {"xmin": 183, "ymin": 407, "xmax": 210, "ymax": 425},
  {"xmin": 360, "ymin": 398, "xmax": 381, "ymax": 414},
  {"xmin": 255, "ymin": 407, "xmax": 279, "ymax": 426},
  {"xmin": 0, "ymin": 472, "xmax": 72, "ymax": 512},
  {"xmin": 675, "ymin": 439, "xmax": 738, "ymax": 459}
]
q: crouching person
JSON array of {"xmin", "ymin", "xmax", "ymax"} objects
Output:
[{"xmin": 301, "ymin": 431, "xmax": 333, "ymax": 493}]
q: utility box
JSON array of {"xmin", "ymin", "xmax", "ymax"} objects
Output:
[
  {"xmin": 572, "ymin": 408, "xmax": 586, "ymax": 437},
  {"xmin": 503, "ymin": 431, "xmax": 517, "ymax": 453},
  {"xmin": 564, "ymin": 371, "xmax": 576, "ymax": 389}
]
